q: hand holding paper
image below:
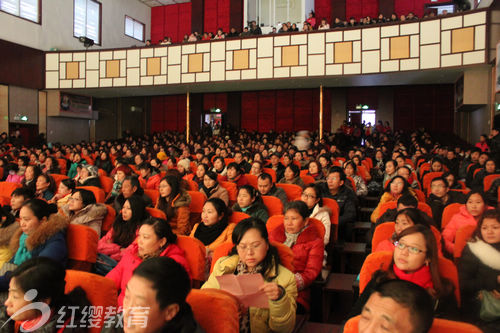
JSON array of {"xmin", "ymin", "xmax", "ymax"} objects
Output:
[{"xmin": 216, "ymin": 274, "xmax": 270, "ymax": 308}]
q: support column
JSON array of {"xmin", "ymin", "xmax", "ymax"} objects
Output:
[
  {"xmin": 319, "ymin": 85, "xmax": 323, "ymax": 140},
  {"xmin": 0, "ymin": 85, "xmax": 8, "ymax": 134},
  {"xmin": 186, "ymin": 92, "xmax": 190, "ymax": 142}
]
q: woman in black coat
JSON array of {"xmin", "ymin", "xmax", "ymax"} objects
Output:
[{"xmin": 458, "ymin": 209, "xmax": 500, "ymax": 331}]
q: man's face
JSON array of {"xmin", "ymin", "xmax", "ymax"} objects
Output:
[
  {"xmin": 257, "ymin": 178, "xmax": 272, "ymax": 195},
  {"xmin": 326, "ymin": 172, "xmax": 343, "ymax": 191},
  {"xmin": 358, "ymin": 292, "xmax": 414, "ymax": 333}
]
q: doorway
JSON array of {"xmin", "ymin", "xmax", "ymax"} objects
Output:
[{"xmin": 347, "ymin": 109, "xmax": 376, "ymax": 126}]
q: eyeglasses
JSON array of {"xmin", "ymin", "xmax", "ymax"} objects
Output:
[
  {"xmin": 393, "ymin": 241, "xmax": 425, "ymax": 254},
  {"xmin": 237, "ymin": 242, "xmax": 263, "ymax": 253},
  {"xmin": 68, "ymin": 197, "xmax": 82, "ymax": 202},
  {"xmin": 301, "ymin": 193, "xmax": 316, "ymax": 199}
]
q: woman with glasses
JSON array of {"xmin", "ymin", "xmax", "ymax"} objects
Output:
[
  {"xmin": 300, "ymin": 184, "xmax": 331, "ymax": 246},
  {"xmin": 203, "ymin": 218, "xmax": 298, "ymax": 332},
  {"xmin": 348, "ymin": 225, "xmax": 458, "ymax": 320},
  {"xmin": 61, "ymin": 188, "xmax": 107, "ymax": 237},
  {"xmin": 268, "ymin": 201, "xmax": 324, "ymax": 313}
]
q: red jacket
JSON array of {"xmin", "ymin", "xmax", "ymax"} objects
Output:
[
  {"xmin": 269, "ymin": 224, "xmax": 324, "ymax": 310},
  {"xmin": 140, "ymin": 173, "xmax": 162, "ymax": 190},
  {"xmin": 106, "ymin": 242, "xmax": 191, "ymax": 306}
]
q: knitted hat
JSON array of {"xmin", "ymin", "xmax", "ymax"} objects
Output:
[
  {"xmin": 177, "ymin": 158, "xmax": 191, "ymax": 171},
  {"xmin": 157, "ymin": 152, "xmax": 168, "ymax": 161},
  {"xmin": 83, "ymin": 164, "xmax": 99, "ymax": 178}
]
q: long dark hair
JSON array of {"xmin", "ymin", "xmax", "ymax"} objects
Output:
[
  {"xmin": 112, "ymin": 195, "xmax": 147, "ymax": 248},
  {"xmin": 157, "ymin": 176, "xmax": 183, "ymax": 219},
  {"xmin": 73, "ymin": 188, "xmax": 96, "ymax": 207},
  {"xmin": 22, "ymin": 199, "xmax": 58, "ymax": 220},
  {"xmin": 385, "ymin": 175, "xmax": 410, "ymax": 194},
  {"xmin": 141, "ymin": 217, "xmax": 177, "ymax": 249},
  {"xmin": 471, "ymin": 208, "xmax": 500, "ymax": 243},
  {"xmin": 230, "ymin": 218, "xmax": 281, "ymax": 279}
]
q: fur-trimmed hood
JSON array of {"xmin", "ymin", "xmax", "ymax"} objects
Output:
[
  {"xmin": 467, "ymin": 238, "xmax": 500, "ymax": 270},
  {"xmin": 9, "ymin": 213, "xmax": 69, "ymax": 253},
  {"xmin": 172, "ymin": 190, "xmax": 191, "ymax": 208}
]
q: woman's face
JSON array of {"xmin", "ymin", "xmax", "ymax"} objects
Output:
[
  {"xmin": 344, "ymin": 164, "xmax": 354, "ymax": 177},
  {"xmin": 57, "ymin": 183, "xmax": 71, "ymax": 197},
  {"xmin": 385, "ymin": 162, "xmax": 395, "ymax": 175},
  {"xmin": 431, "ymin": 161, "xmax": 442, "ymax": 172},
  {"xmin": 250, "ymin": 163, "xmax": 261, "ymax": 176},
  {"xmin": 253, "ymin": 154, "xmax": 262, "ymax": 162},
  {"xmin": 284, "ymin": 209, "xmax": 307, "ymax": 234},
  {"xmin": 214, "ymin": 159, "xmax": 223, "ymax": 170},
  {"xmin": 80, "ymin": 168, "xmax": 89, "ymax": 179},
  {"xmin": 308, "ymin": 162, "xmax": 319, "ymax": 174},
  {"xmin": 201, "ymin": 202, "xmax": 222, "ymax": 227},
  {"xmin": 319, "ymin": 157, "xmax": 328, "ymax": 168},
  {"xmin": 123, "ymin": 275, "xmax": 172, "ymax": 333},
  {"xmin": 69, "ymin": 192, "xmax": 84, "ymax": 211},
  {"xmin": 284, "ymin": 167, "xmax": 294, "ymax": 180},
  {"xmin": 4, "ymin": 278, "xmax": 42, "ymax": 321},
  {"xmin": 19, "ymin": 206, "xmax": 42, "ymax": 235},
  {"xmin": 159, "ymin": 180, "xmax": 171, "ymax": 198},
  {"xmin": 394, "ymin": 232, "xmax": 428, "ymax": 273},
  {"xmin": 481, "ymin": 218, "xmax": 500, "ymax": 244},
  {"xmin": 150, "ymin": 160, "xmax": 159, "ymax": 168},
  {"xmin": 301, "ymin": 187, "xmax": 319, "ymax": 209},
  {"xmin": 36, "ymin": 176, "xmax": 49, "ymax": 192},
  {"xmin": 137, "ymin": 224, "xmax": 166, "ymax": 257},
  {"xmin": 196, "ymin": 165, "xmax": 206, "ymax": 179},
  {"xmin": 116, "ymin": 170, "xmax": 126, "ymax": 182},
  {"xmin": 44, "ymin": 158, "xmax": 52, "ymax": 168},
  {"xmin": 485, "ymin": 160, "xmax": 496, "ymax": 174},
  {"xmin": 396, "ymin": 158, "xmax": 405, "ymax": 168},
  {"xmin": 445, "ymin": 174, "xmax": 455, "ymax": 187},
  {"xmin": 203, "ymin": 175, "xmax": 216, "ymax": 189},
  {"xmin": 236, "ymin": 228, "xmax": 269, "ymax": 269},
  {"xmin": 390, "ymin": 178, "xmax": 405, "ymax": 195},
  {"xmin": 122, "ymin": 200, "xmax": 132, "ymax": 221},
  {"xmin": 24, "ymin": 166, "xmax": 34, "ymax": 181},
  {"xmin": 237, "ymin": 189, "xmax": 254, "ymax": 208},
  {"xmin": 10, "ymin": 195, "xmax": 25, "ymax": 211},
  {"xmin": 100, "ymin": 152, "xmax": 107, "ymax": 160},
  {"xmin": 466, "ymin": 193, "xmax": 485, "ymax": 217},
  {"xmin": 394, "ymin": 214, "xmax": 415, "ymax": 235}
]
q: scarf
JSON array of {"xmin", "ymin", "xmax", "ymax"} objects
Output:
[
  {"xmin": 235, "ymin": 260, "xmax": 263, "ymax": 333},
  {"xmin": 194, "ymin": 221, "xmax": 228, "ymax": 246},
  {"xmin": 393, "ymin": 263, "xmax": 434, "ymax": 290},
  {"xmin": 200, "ymin": 183, "xmax": 218, "ymax": 196},
  {"xmin": 13, "ymin": 233, "xmax": 32, "ymax": 266},
  {"xmin": 284, "ymin": 226, "xmax": 307, "ymax": 248}
]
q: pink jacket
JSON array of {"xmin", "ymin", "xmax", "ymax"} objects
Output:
[
  {"xmin": 106, "ymin": 242, "xmax": 191, "ymax": 306},
  {"xmin": 5, "ymin": 174, "xmax": 23, "ymax": 184},
  {"xmin": 97, "ymin": 229, "xmax": 125, "ymax": 262},
  {"xmin": 442, "ymin": 206, "xmax": 477, "ymax": 254}
]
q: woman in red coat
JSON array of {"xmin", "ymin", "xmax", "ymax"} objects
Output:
[
  {"xmin": 268, "ymin": 200, "xmax": 324, "ymax": 313},
  {"xmin": 106, "ymin": 217, "xmax": 191, "ymax": 306}
]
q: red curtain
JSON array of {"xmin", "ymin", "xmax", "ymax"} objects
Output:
[
  {"xmin": 315, "ymin": 0, "xmax": 332, "ymax": 26},
  {"xmin": 203, "ymin": 93, "xmax": 228, "ymax": 112},
  {"xmin": 204, "ymin": 0, "xmax": 230, "ymax": 34},
  {"xmin": 150, "ymin": 3, "xmax": 192, "ymax": 44},
  {"xmin": 151, "ymin": 95, "xmax": 187, "ymax": 132}
]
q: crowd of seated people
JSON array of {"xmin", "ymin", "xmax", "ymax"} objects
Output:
[{"xmin": 0, "ymin": 121, "xmax": 499, "ymax": 332}]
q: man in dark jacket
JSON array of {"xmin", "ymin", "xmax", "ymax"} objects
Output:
[
  {"xmin": 375, "ymin": 194, "xmax": 418, "ymax": 226},
  {"xmin": 257, "ymin": 173, "xmax": 287, "ymax": 207},
  {"xmin": 323, "ymin": 167, "xmax": 358, "ymax": 242},
  {"xmin": 269, "ymin": 153, "xmax": 285, "ymax": 181},
  {"xmin": 427, "ymin": 177, "xmax": 466, "ymax": 229},
  {"xmin": 234, "ymin": 151, "xmax": 251, "ymax": 174},
  {"xmin": 489, "ymin": 127, "xmax": 500, "ymax": 165}
]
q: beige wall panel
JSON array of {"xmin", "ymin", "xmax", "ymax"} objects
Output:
[
  {"xmin": 233, "ymin": 50, "xmax": 249, "ymax": 70},
  {"xmin": 211, "ymin": 41, "xmax": 225, "ymax": 61},
  {"xmin": 241, "ymin": 38, "xmax": 256, "ymax": 49},
  {"xmin": 99, "ymin": 61, "xmax": 106, "ymax": 78},
  {"xmin": 420, "ymin": 20, "xmax": 440, "ymax": 44},
  {"xmin": 59, "ymin": 80, "xmax": 71, "ymax": 88},
  {"xmin": 182, "ymin": 73, "xmax": 195, "ymax": 83},
  {"xmin": 334, "ymin": 42, "xmax": 352, "ymax": 63},
  {"xmin": 274, "ymin": 35, "xmax": 290, "ymax": 46},
  {"xmin": 188, "ymin": 54, "xmax": 203, "ymax": 73},
  {"xmin": 182, "ymin": 44, "xmax": 195, "ymax": 54},
  {"xmin": 420, "ymin": 44, "xmax": 440, "ymax": 69},
  {"xmin": 400, "ymin": 58, "xmax": 419, "ymax": 71},
  {"xmin": 59, "ymin": 62, "xmax": 66, "ymax": 79},
  {"xmin": 226, "ymin": 51, "xmax": 233, "ymax": 70},
  {"xmin": 257, "ymin": 58, "xmax": 273, "ymax": 78},
  {"xmin": 249, "ymin": 49, "xmax": 257, "ymax": 68},
  {"xmin": 155, "ymin": 47, "xmax": 168, "ymax": 57},
  {"xmin": 46, "ymin": 72, "xmax": 59, "ymax": 89},
  {"xmin": 161, "ymin": 57, "xmax": 167, "ymax": 75},
  {"xmin": 390, "ymin": 36, "xmax": 409, "ymax": 59},
  {"xmin": 362, "ymin": 27, "xmax": 380, "ymax": 50},
  {"xmin": 168, "ymin": 65, "xmax": 181, "ymax": 83},
  {"xmin": 154, "ymin": 76, "xmax": 166, "ymax": 85},
  {"xmin": 381, "ymin": 25, "xmax": 399, "ymax": 38},
  {"xmin": 106, "ymin": 60, "xmax": 120, "ymax": 78},
  {"xmin": 291, "ymin": 34, "xmax": 307, "ymax": 45},
  {"xmin": 452, "ymin": 27, "xmax": 474, "ymax": 53},
  {"xmin": 475, "ymin": 25, "xmax": 485, "ymax": 50},
  {"xmin": 274, "ymin": 67, "xmax": 289, "ymax": 78},
  {"xmin": 274, "ymin": 47, "xmax": 281, "ymax": 67},
  {"xmin": 73, "ymin": 52, "xmax": 85, "ymax": 62},
  {"xmin": 80, "ymin": 62, "xmax": 86, "ymax": 78},
  {"xmin": 258, "ymin": 37, "xmax": 273, "ymax": 57},
  {"xmin": 380, "ymin": 60, "xmax": 398, "ymax": 72},
  {"xmin": 211, "ymin": 61, "xmax": 225, "ymax": 81},
  {"xmin": 168, "ymin": 46, "xmax": 181, "ymax": 65},
  {"xmin": 308, "ymin": 33, "xmax": 325, "ymax": 54},
  {"xmin": 326, "ymin": 31, "xmax": 342, "ymax": 42},
  {"xmin": 441, "ymin": 16, "xmax": 462, "ymax": 30},
  {"xmin": 127, "ymin": 68, "xmax": 140, "ymax": 85},
  {"xmin": 463, "ymin": 50, "xmax": 485, "ymax": 65},
  {"xmin": 66, "ymin": 62, "xmax": 79, "ymax": 79},
  {"xmin": 86, "ymin": 70, "xmax": 99, "ymax": 87},
  {"xmin": 362, "ymin": 50, "xmax": 380, "ymax": 73},
  {"xmin": 344, "ymin": 63, "xmax": 361, "ymax": 74},
  {"xmin": 282, "ymin": 46, "xmax": 299, "ymax": 67},
  {"xmin": 299, "ymin": 45, "xmax": 307, "ymax": 65},
  {"xmin": 140, "ymin": 48, "xmax": 153, "ymax": 58},
  {"xmin": 464, "ymin": 11, "xmax": 486, "ymax": 27},
  {"xmin": 344, "ymin": 30, "xmax": 360, "ymax": 41},
  {"xmin": 100, "ymin": 51, "xmax": 113, "ymax": 60},
  {"xmin": 290, "ymin": 66, "xmax": 307, "ymax": 77},
  {"xmin": 87, "ymin": 52, "xmax": 99, "ymax": 69},
  {"xmin": 326, "ymin": 43, "xmax": 334, "ymax": 63},
  {"xmin": 0, "ymin": 86, "xmax": 8, "ymax": 133},
  {"xmin": 120, "ymin": 60, "xmax": 126, "ymax": 77},
  {"xmin": 73, "ymin": 79, "xmax": 85, "ymax": 88},
  {"xmin": 353, "ymin": 41, "xmax": 361, "ymax": 62},
  {"xmin": 140, "ymin": 76, "xmax": 153, "ymax": 85},
  {"xmin": 203, "ymin": 53, "xmax": 210, "ymax": 71},
  {"xmin": 326, "ymin": 64, "xmax": 342, "ymax": 75},
  {"xmin": 441, "ymin": 54, "xmax": 462, "ymax": 67},
  {"xmin": 441, "ymin": 30, "xmax": 451, "ymax": 54},
  {"xmin": 308, "ymin": 54, "xmax": 325, "ymax": 75},
  {"xmin": 100, "ymin": 78, "xmax": 113, "ymax": 87},
  {"xmin": 46, "ymin": 53, "xmax": 59, "ymax": 70},
  {"xmin": 400, "ymin": 22, "xmax": 419, "ymax": 35},
  {"xmin": 196, "ymin": 72, "xmax": 210, "ymax": 82},
  {"xmin": 226, "ymin": 70, "xmax": 241, "ymax": 80},
  {"xmin": 241, "ymin": 69, "xmax": 256, "ymax": 80},
  {"xmin": 196, "ymin": 43, "xmax": 210, "ymax": 53},
  {"xmin": 226, "ymin": 40, "xmax": 241, "ymax": 50},
  {"xmin": 410, "ymin": 35, "xmax": 419, "ymax": 58},
  {"xmin": 140, "ymin": 58, "xmax": 147, "ymax": 76},
  {"xmin": 113, "ymin": 77, "xmax": 126, "ymax": 86},
  {"xmin": 60, "ymin": 53, "xmax": 72, "ymax": 62},
  {"xmin": 114, "ymin": 50, "xmax": 126, "ymax": 59},
  {"xmin": 147, "ymin": 57, "xmax": 161, "ymax": 76},
  {"xmin": 381, "ymin": 38, "xmax": 389, "ymax": 60}
]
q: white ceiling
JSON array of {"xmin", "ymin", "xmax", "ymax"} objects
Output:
[{"xmin": 136, "ymin": 0, "xmax": 190, "ymax": 7}]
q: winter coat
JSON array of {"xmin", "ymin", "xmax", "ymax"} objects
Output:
[
  {"xmin": 202, "ymin": 254, "xmax": 297, "ymax": 333},
  {"xmin": 427, "ymin": 191, "xmax": 466, "ymax": 229},
  {"xmin": 0, "ymin": 222, "xmax": 19, "ymax": 248},
  {"xmin": 78, "ymin": 176, "xmax": 101, "ymax": 188},
  {"xmin": 347, "ymin": 175, "xmax": 368, "ymax": 197},
  {"xmin": 278, "ymin": 176, "xmax": 305, "ymax": 189},
  {"xmin": 62, "ymin": 203, "xmax": 107, "ymax": 237},
  {"xmin": 67, "ymin": 160, "xmax": 87, "ymax": 179},
  {"xmin": 222, "ymin": 174, "xmax": 248, "ymax": 188},
  {"xmin": 5, "ymin": 173, "xmax": 23, "ymax": 184},
  {"xmin": 157, "ymin": 191, "xmax": 191, "ymax": 236},
  {"xmin": 232, "ymin": 202, "xmax": 269, "ymax": 223},
  {"xmin": 106, "ymin": 242, "xmax": 191, "ymax": 306},
  {"xmin": 97, "ymin": 227, "xmax": 139, "ymax": 262},
  {"xmin": 264, "ymin": 185, "xmax": 288, "ymax": 208},
  {"xmin": 323, "ymin": 185, "xmax": 358, "ymax": 227},
  {"xmin": 442, "ymin": 205, "xmax": 478, "ymax": 254},
  {"xmin": 310, "ymin": 204, "xmax": 331, "ymax": 245},
  {"xmin": 459, "ymin": 239, "xmax": 500, "ymax": 320},
  {"xmin": 268, "ymin": 224, "xmax": 324, "ymax": 310},
  {"xmin": 140, "ymin": 172, "xmax": 162, "ymax": 190},
  {"xmin": 200, "ymin": 184, "xmax": 229, "ymax": 206},
  {"xmin": 189, "ymin": 222, "xmax": 236, "ymax": 253},
  {"xmin": 371, "ymin": 191, "xmax": 417, "ymax": 223}
]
